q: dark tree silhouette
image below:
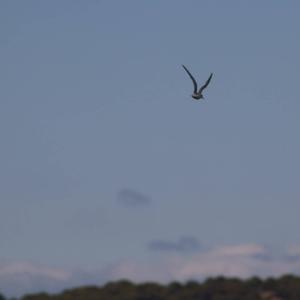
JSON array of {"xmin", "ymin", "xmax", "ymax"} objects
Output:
[{"xmin": 18, "ymin": 276, "xmax": 300, "ymax": 300}]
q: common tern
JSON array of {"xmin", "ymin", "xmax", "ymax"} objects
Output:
[{"xmin": 182, "ymin": 65, "xmax": 213, "ymax": 100}]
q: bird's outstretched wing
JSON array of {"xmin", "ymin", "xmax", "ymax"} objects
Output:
[
  {"xmin": 199, "ymin": 73, "xmax": 213, "ymax": 93},
  {"xmin": 182, "ymin": 65, "xmax": 198, "ymax": 93}
]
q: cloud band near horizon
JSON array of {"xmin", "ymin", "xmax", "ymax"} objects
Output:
[{"xmin": 2, "ymin": 243, "xmax": 300, "ymax": 298}]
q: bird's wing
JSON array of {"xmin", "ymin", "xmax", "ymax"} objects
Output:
[
  {"xmin": 199, "ymin": 73, "xmax": 213, "ymax": 93},
  {"xmin": 182, "ymin": 65, "xmax": 198, "ymax": 93}
]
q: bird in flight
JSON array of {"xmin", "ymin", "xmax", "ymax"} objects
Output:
[{"xmin": 182, "ymin": 65, "xmax": 213, "ymax": 100}]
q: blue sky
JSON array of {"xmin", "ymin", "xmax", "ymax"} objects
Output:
[{"xmin": 1, "ymin": 1, "xmax": 300, "ymax": 297}]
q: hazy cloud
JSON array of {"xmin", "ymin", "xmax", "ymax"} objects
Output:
[
  {"xmin": 148, "ymin": 236, "xmax": 202, "ymax": 253},
  {"xmin": 109, "ymin": 244, "xmax": 298, "ymax": 282},
  {"xmin": 287, "ymin": 245, "xmax": 300, "ymax": 257},
  {"xmin": 212, "ymin": 244, "xmax": 266, "ymax": 256},
  {"xmin": 212, "ymin": 244, "xmax": 272, "ymax": 261},
  {"xmin": 0, "ymin": 261, "xmax": 70, "ymax": 280},
  {"xmin": 0, "ymin": 261, "xmax": 72, "ymax": 297},
  {"xmin": 2, "ymin": 244, "xmax": 300, "ymax": 298},
  {"xmin": 284, "ymin": 245, "xmax": 300, "ymax": 262},
  {"xmin": 117, "ymin": 188, "xmax": 151, "ymax": 206}
]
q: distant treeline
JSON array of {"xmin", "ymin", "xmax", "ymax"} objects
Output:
[{"xmin": 3, "ymin": 275, "xmax": 300, "ymax": 300}]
